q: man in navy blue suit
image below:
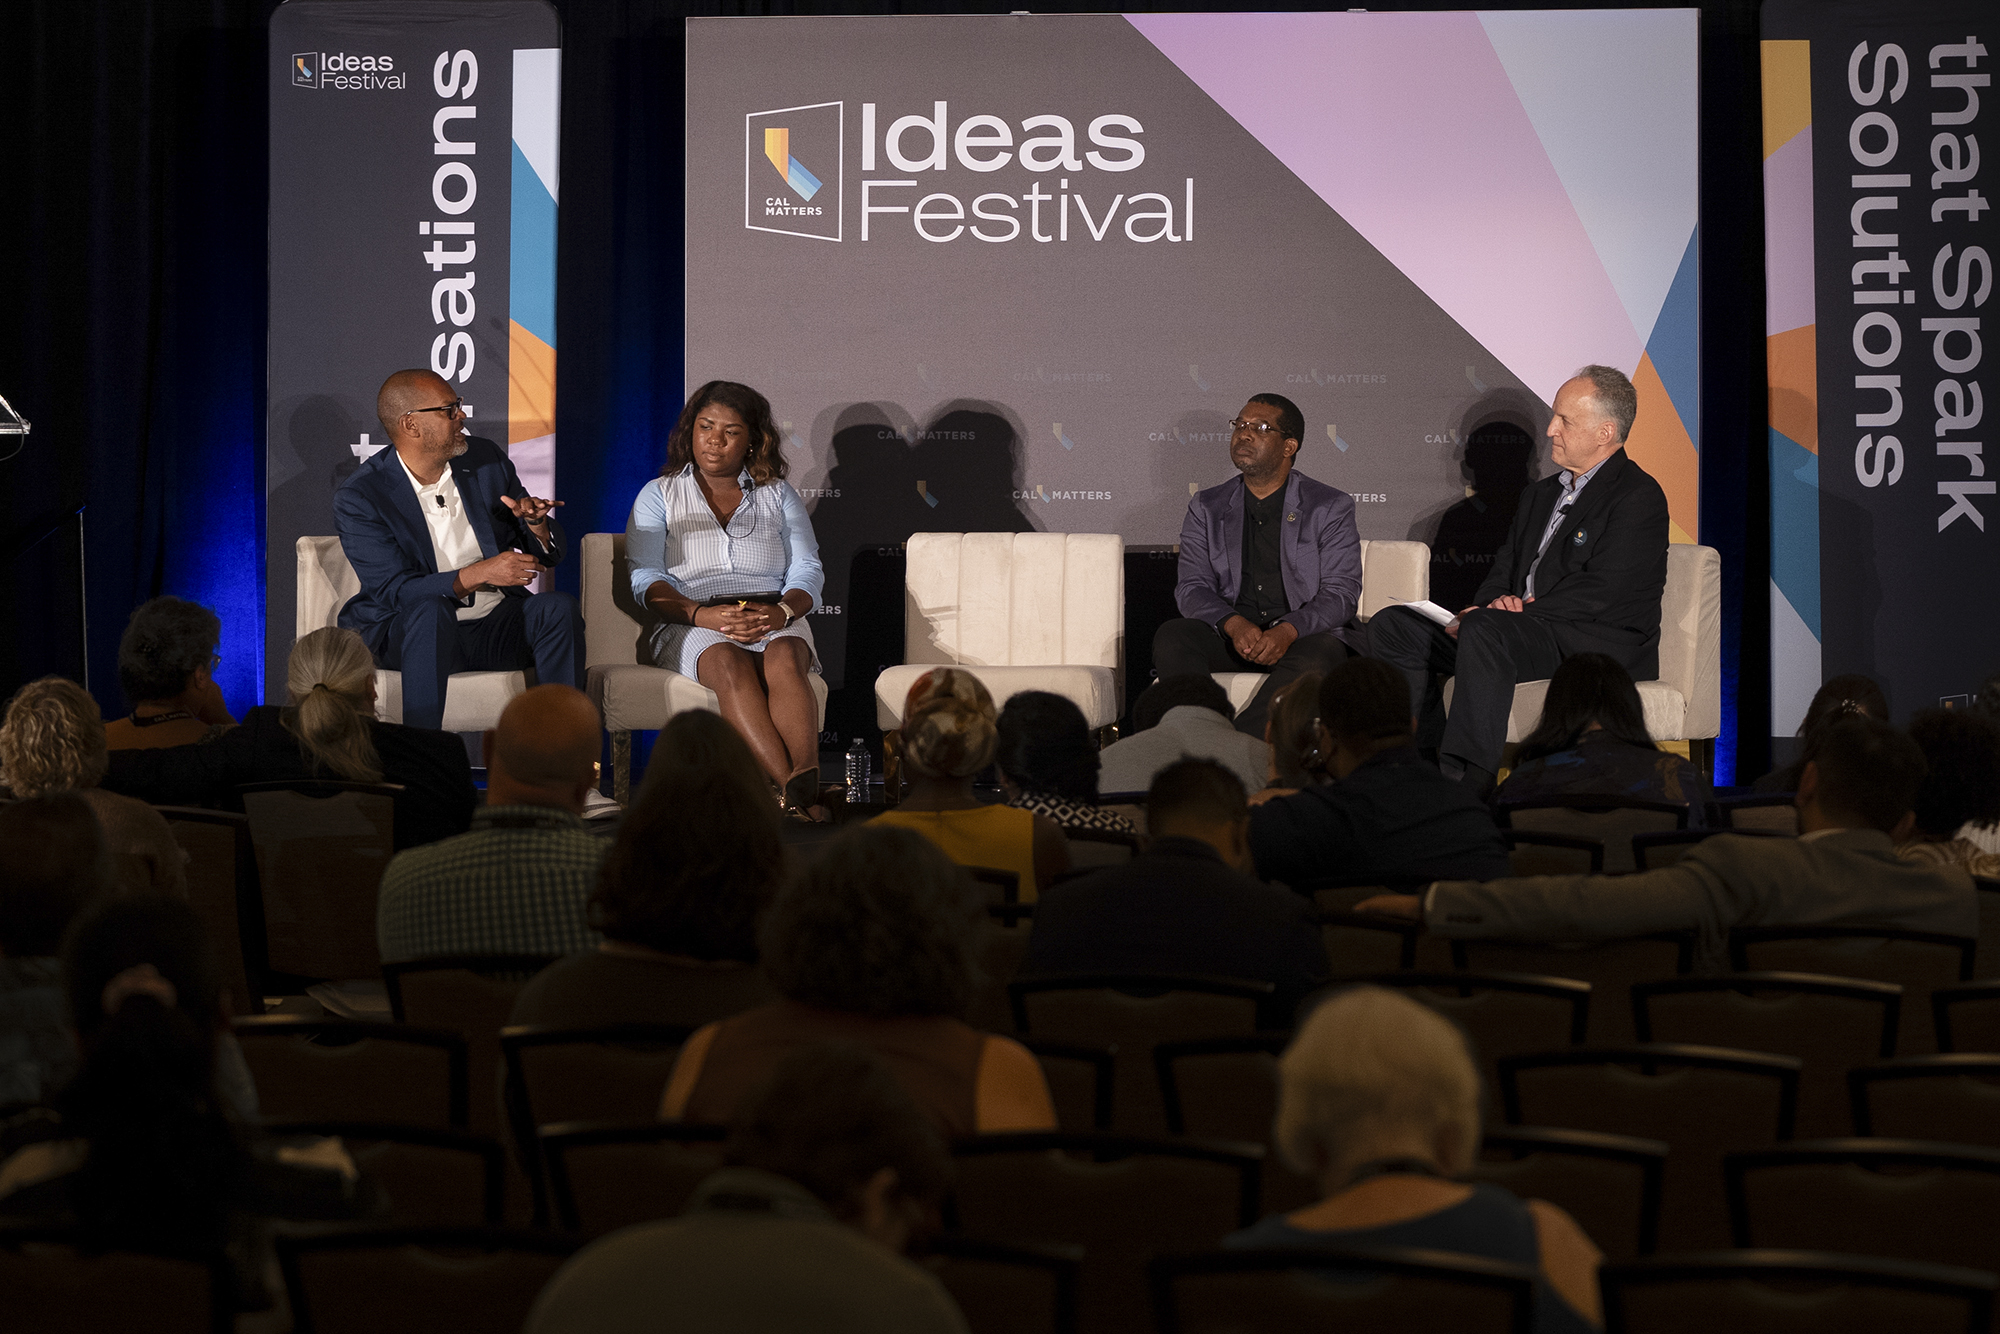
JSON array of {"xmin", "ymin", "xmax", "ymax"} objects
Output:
[
  {"xmin": 1152, "ymin": 392, "xmax": 1360, "ymax": 738},
  {"xmin": 333, "ymin": 369, "xmax": 585, "ymax": 732}
]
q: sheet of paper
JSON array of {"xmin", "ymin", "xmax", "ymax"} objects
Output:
[{"xmin": 1397, "ymin": 599, "xmax": 1460, "ymax": 627}]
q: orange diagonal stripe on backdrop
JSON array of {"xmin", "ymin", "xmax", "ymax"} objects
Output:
[
  {"xmin": 1766, "ymin": 323, "xmax": 1818, "ymax": 454},
  {"xmin": 508, "ymin": 320, "xmax": 556, "ymax": 444},
  {"xmin": 1623, "ymin": 352, "xmax": 1700, "ymax": 543}
]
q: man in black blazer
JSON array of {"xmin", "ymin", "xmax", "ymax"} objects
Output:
[
  {"xmin": 334, "ymin": 369, "xmax": 584, "ymax": 731},
  {"xmin": 1370, "ymin": 365, "xmax": 1669, "ymax": 792}
]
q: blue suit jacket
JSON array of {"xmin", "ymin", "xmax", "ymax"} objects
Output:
[
  {"xmin": 333, "ymin": 437, "xmax": 564, "ymax": 649},
  {"xmin": 1175, "ymin": 469, "xmax": 1363, "ymax": 638}
]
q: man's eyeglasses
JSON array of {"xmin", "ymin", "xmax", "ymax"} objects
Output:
[
  {"xmin": 407, "ymin": 399, "xmax": 465, "ymax": 419},
  {"xmin": 1229, "ymin": 418, "xmax": 1284, "ymax": 436}
]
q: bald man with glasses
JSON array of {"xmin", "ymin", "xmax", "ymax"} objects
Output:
[
  {"xmin": 332, "ymin": 368, "xmax": 585, "ymax": 732},
  {"xmin": 1152, "ymin": 392, "xmax": 1360, "ymax": 738}
]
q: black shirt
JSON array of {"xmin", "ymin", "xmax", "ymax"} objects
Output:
[{"xmin": 1230, "ymin": 481, "xmax": 1289, "ymax": 628}]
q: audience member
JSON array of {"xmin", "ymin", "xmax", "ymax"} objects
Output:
[
  {"xmin": 512, "ymin": 711, "xmax": 779, "ymax": 1030},
  {"xmin": 1751, "ymin": 673, "xmax": 1887, "ymax": 792},
  {"xmin": 102, "ymin": 626, "xmax": 475, "ymax": 850},
  {"xmin": 103, "ymin": 597, "xmax": 235, "ymax": 751},
  {"xmin": 995, "ymin": 691, "xmax": 1134, "ymax": 835},
  {"xmin": 1897, "ymin": 709, "xmax": 2000, "ymax": 878},
  {"xmin": 1250, "ymin": 659, "xmax": 1509, "ymax": 890},
  {"xmin": 661, "ymin": 824, "xmax": 1056, "ymax": 1137},
  {"xmin": 531, "ymin": 1043, "xmax": 967, "ymax": 1334},
  {"xmin": 377, "ymin": 685, "xmax": 607, "ymax": 964},
  {"xmin": 1098, "ymin": 675, "xmax": 1270, "ymax": 796},
  {"xmin": 873, "ymin": 669, "xmax": 1067, "ymax": 900},
  {"xmin": 0, "ymin": 896, "xmax": 376, "ymax": 1291},
  {"xmin": 1229, "ymin": 986, "xmax": 1601, "ymax": 1333},
  {"xmin": 1496, "ymin": 653, "xmax": 1709, "ymax": 817},
  {"xmin": 1251, "ymin": 671, "xmax": 1327, "ymax": 804},
  {"xmin": 1969, "ymin": 668, "xmax": 2000, "ymax": 857},
  {"xmin": 1359, "ymin": 717, "xmax": 1976, "ymax": 971},
  {"xmin": 1020, "ymin": 758, "xmax": 1328, "ymax": 1010},
  {"xmin": 0, "ymin": 677, "xmax": 187, "ymax": 896},
  {"xmin": 0, "ymin": 795, "xmax": 111, "ymax": 1105}
]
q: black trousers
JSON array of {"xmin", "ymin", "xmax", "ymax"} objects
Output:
[
  {"xmin": 1151, "ymin": 617, "xmax": 1351, "ymax": 738},
  {"xmin": 1366, "ymin": 605, "xmax": 1565, "ymax": 777}
]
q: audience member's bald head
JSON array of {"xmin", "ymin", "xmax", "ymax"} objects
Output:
[
  {"xmin": 376, "ymin": 368, "xmax": 450, "ymax": 440},
  {"xmin": 486, "ymin": 685, "xmax": 602, "ymax": 813}
]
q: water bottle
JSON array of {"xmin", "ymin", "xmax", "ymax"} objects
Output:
[{"xmin": 844, "ymin": 738, "xmax": 872, "ymax": 803}]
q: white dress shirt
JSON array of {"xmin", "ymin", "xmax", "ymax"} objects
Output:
[{"xmin": 399, "ymin": 454, "xmax": 500, "ymax": 621}]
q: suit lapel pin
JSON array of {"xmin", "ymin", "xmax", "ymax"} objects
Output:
[
  {"xmin": 1573, "ymin": 529, "xmax": 1587, "ymax": 545},
  {"xmin": 1287, "ymin": 512, "xmax": 1297, "ymax": 522}
]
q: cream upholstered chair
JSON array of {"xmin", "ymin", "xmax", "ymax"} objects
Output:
[
  {"xmin": 873, "ymin": 531, "xmax": 1124, "ymax": 748},
  {"xmin": 581, "ymin": 532, "xmax": 830, "ymax": 801},
  {"xmin": 1443, "ymin": 542, "xmax": 1723, "ymax": 769},
  {"xmin": 1210, "ymin": 538, "xmax": 1432, "ymax": 716},
  {"xmin": 295, "ymin": 537, "xmax": 526, "ymax": 731}
]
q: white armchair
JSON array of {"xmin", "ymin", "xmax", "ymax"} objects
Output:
[
  {"xmin": 295, "ymin": 537, "xmax": 526, "ymax": 732},
  {"xmin": 581, "ymin": 532, "xmax": 829, "ymax": 800}
]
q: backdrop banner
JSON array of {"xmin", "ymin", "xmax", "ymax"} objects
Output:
[
  {"xmin": 266, "ymin": 0, "xmax": 559, "ymax": 702},
  {"xmin": 682, "ymin": 11, "xmax": 1701, "ymax": 730},
  {"xmin": 1763, "ymin": 0, "xmax": 1998, "ymax": 739}
]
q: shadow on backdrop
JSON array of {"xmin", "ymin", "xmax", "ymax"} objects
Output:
[{"xmin": 1407, "ymin": 390, "xmax": 1545, "ymax": 612}]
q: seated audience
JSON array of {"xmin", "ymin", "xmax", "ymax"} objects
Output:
[
  {"xmin": 103, "ymin": 597, "xmax": 235, "ymax": 751},
  {"xmin": 102, "ymin": 626, "xmax": 475, "ymax": 850},
  {"xmin": 1360, "ymin": 716, "xmax": 1977, "ymax": 971},
  {"xmin": 1020, "ymin": 758, "xmax": 1328, "ymax": 1010},
  {"xmin": 377, "ymin": 685, "xmax": 607, "ymax": 964},
  {"xmin": 1495, "ymin": 653, "xmax": 1709, "ymax": 816},
  {"xmin": 0, "ymin": 677, "xmax": 187, "ymax": 895},
  {"xmin": 1897, "ymin": 708, "xmax": 2000, "ymax": 878},
  {"xmin": 1251, "ymin": 671, "xmax": 1327, "ymax": 804},
  {"xmin": 1250, "ymin": 659, "xmax": 1510, "ymax": 890},
  {"xmin": 995, "ymin": 691, "xmax": 1135, "ymax": 835},
  {"xmin": 1098, "ymin": 674, "xmax": 1270, "ymax": 796},
  {"xmin": 1230, "ymin": 985, "xmax": 1600, "ymax": 1333},
  {"xmin": 873, "ymin": 669, "xmax": 1067, "ymax": 900},
  {"xmin": 1751, "ymin": 673, "xmax": 1887, "ymax": 793},
  {"xmin": 1970, "ymin": 669, "xmax": 2000, "ymax": 857},
  {"xmin": 531, "ymin": 1043, "xmax": 966, "ymax": 1334},
  {"xmin": 512, "ymin": 711, "xmax": 779, "ymax": 1030},
  {"xmin": 0, "ymin": 895, "xmax": 376, "ymax": 1295},
  {"xmin": 0, "ymin": 795, "xmax": 111, "ymax": 1105},
  {"xmin": 661, "ymin": 824, "xmax": 1057, "ymax": 1137}
]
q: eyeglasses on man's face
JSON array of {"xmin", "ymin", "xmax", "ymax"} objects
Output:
[
  {"xmin": 408, "ymin": 399, "xmax": 466, "ymax": 419},
  {"xmin": 1229, "ymin": 418, "xmax": 1285, "ymax": 437}
]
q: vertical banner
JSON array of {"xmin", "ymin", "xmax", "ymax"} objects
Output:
[
  {"xmin": 266, "ymin": 0, "xmax": 559, "ymax": 702},
  {"xmin": 1763, "ymin": 1, "xmax": 1997, "ymax": 741}
]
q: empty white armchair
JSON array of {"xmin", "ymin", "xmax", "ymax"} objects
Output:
[
  {"xmin": 874, "ymin": 532, "xmax": 1125, "ymax": 734},
  {"xmin": 581, "ymin": 532, "xmax": 829, "ymax": 800},
  {"xmin": 1211, "ymin": 538, "xmax": 1432, "ymax": 716},
  {"xmin": 295, "ymin": 537, "xmax": 526, "ymax": 732}
]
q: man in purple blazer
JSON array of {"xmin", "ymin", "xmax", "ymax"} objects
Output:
[{"xmin": 1153, "ymin": 393, "xmax": 1361, "ymax": 737}]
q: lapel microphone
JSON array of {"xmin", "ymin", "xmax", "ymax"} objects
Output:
[{"xmin": 435, "ymin": 495, "xmax": 446, "ymax": 508}]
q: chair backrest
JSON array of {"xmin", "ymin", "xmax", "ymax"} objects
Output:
[
  {"xmin": 1655, "ymin": 543, "xmax": 1721, "ymax": 737},
  {"xmin": 1502, "ymin": 830, "xmax": 1604, "ymax": 877},
  {"xmin": 0, "ymin": 1228, "xmax": 227, "ymax": 1334},
  {"xmin": 297, "ymin": 535, "xmax": 361, "ymax": 638},
  {"xmin": 1362, "ymin": 972, "xmax": 1591, "ymax": 1093},
  {"xmin": 1064, "ymin": 828, "xmax": 1140, "ymax": 869},
  {"xmin": 970, "ymin": 911, "xmax": 1034, "ymax": 1034},
  {"xmin": 903, "ymin": 533, "xmax": 1123, "ymax": 669},
  {"xmin": 239, "ymin": 783, "xmax": 397, "ymax": 982},
  {"xmin": 1021, "ymin": 1039, "xmax": 1117, "ymax": 1133},
  {"xmin": 1976, "ymin": 878, "xmax": 2000, "ymax": 983},
  {"xmin": 1010, "ymin": 976, "xmax": 1273, "ymax": 1137},
  {"xmin": 1708, "ymin": 793, "xmax": 1801, "ymax": 834},
  {"xmin": 1730, "ymin": 927, "xmax": 1975, "ymax": 1055},
  {"xmin": 275, "ymin": 1226, "xmax": 577, "ymax": 1334},
  {"xmin": 1320, "ymin": 911, "xmax": 1422, "ymax": 976},
  {"xmin": 1726, "ymin": 1138, "xmax": 2000, "ymax": 1275},
  {"xmin": 232, "ymin": 1017, "xmax": 469, "ymax": 1128},
  {"xmin": 580, "ymin": 531, "xmax": 654, "ymax": 671},
  {"xmin": 1501, "ymin": 799, "xmax": 1687, "ymax": 875},
  {"xmin": 1356, "ymin": 539, "xmax": 1431, "ymax": 620},
  {"xmin": 1933, "ymin": 980, "xmax": 2000, "ymax": 1053},
  {"xmin": 1453, "ymin": 933, "xmax": 1693, "ymax": 1045},
  {"xmin": 1153, "ymin": 1034, "xmax": 1315, "ymax": 1217},
  {"xmin": 539, "ymin": 1121, "xmax": 728, "ymax": 1236},
  {"xmin": 1473, "ymin": 1127, "xmax": 1667, "ymax": 1263},
  {"xmin": 950, "ymin": 1132, "xmax": 1262, "ymax": 1334},
  {"xmin": 1600, "ymin": 1251, "xmax": 1995, "ymax": 1334},
  {"xmin": 158, "ymin": 808, "xmax": 258, "ymax": 1014},
  {"xmin": 384, "ymin": 957, "xmax": 557, "ymax": 1140},
  {"xmin": 1633, "ymin": 972, "xmax": 1901, "ymax": 1139},
  {"xmin": 968, "ymin": 865, "xmax": 1021, "ymax": 906},
  {"xmin": 923, "ymin": 1236, "xmax": 1082, "ymax": 1334},
  {"xmin": 1150, "ymin": 1246, "xmax": 1535, "ymax": 1334},
  {"xmin": 263, "ymin": 1120, "xmax": 505, "ymax": 1227},
  {"xmin": 1498, "ymin": 1044, "xmax": 1801, "ymax": 1253},
  {"xmin": 1850, "ymin": 1054, "xmax": 2000, "ymax": 1148}
]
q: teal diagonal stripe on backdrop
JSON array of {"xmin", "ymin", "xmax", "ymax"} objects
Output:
[{"xmin": 1769, "ymin": 427, "xmax": 1820, "ymax": 640}]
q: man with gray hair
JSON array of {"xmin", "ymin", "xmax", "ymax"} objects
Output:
[{"xmin": 1369, "ymin": 365, "xmax": 1669, "ymax": 794}]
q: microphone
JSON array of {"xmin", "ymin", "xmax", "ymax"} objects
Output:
[{"xmin": 435, "ymin": 495, "xmax": 446, "ymax": 508}]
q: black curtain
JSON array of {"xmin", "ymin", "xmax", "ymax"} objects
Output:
[{"xmin": 0, "ymin": 0, "xmax": 1771, "ymax": 779}]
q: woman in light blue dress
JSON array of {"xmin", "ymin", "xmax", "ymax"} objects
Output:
[{"xmin": 627, "ymin": 381, "xmax": 826, "ymax": 812}]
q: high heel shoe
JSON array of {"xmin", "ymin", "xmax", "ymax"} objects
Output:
[{"xmin": 781, "ymin": 766, "xmax": 823, "ymax": 820}]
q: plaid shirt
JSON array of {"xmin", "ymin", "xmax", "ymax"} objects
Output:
[{"xmin": 376, "ymin": 806, "xmax": 606, "ymax": 964}]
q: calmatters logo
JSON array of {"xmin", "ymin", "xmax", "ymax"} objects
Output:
[
  {"xmin": 746, "ymin": 102, "xmax": 842, "ymax": 242},
  {"xmin": 289, "ymin": 51, "xmax": 404, "ymax": 91}
]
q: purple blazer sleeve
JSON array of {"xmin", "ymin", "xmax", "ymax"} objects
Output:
[
  {"xmin": 1174, "ymin": 492, "xmax": 1237, "ymax": 626},
  {"xmin": 1277, "ymin": 485, "xmax": 1362, "ymax": 638}
]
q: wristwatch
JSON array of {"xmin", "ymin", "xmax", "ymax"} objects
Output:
[{"xmin": 780, "ymin": 601, "xmax": 798, "ymax": 627}]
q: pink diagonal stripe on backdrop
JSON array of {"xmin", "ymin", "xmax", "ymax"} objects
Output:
[
  {"xmin": 1763, "ymin": 126, "xmax": 1816, "ymax": 337},
  {"xmin": 1126, "ymin": 11, "xmax": 1644, "ymax": 402}
]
